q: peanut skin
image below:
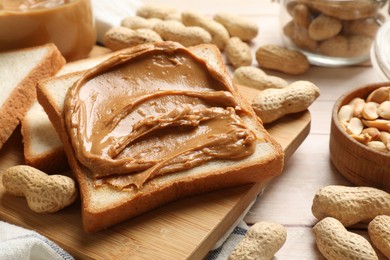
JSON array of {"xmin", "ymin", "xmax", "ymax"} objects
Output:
[
  {"xmin": 368, "ymin": 215, "xmax": 390, "ymax": 258},
  {"xmin": 251, "ymin": 80, "xmax": 320, "ymax": 124},
  {"xmin": 313, "ymin": 217, "xmax": 378, "ymax": 260},
  {"xmin": 312, "ymin": 185, "xmax": 390, "ymax": 226},
  {"xmin": 229, "ymin": 222, "xmax": 286, "ymax": 260},
  {"xmin": 2, "ymin": 165, "xmax": 77, "ymax": 213}
]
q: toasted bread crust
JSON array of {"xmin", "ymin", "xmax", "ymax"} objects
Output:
[
  {"xmin": 37, "ymin": 42, "xmax": 284, "ymax": 232},
  {"xmin": 0, "ymin": 44, "xmax": 65, "ymax": 149}
]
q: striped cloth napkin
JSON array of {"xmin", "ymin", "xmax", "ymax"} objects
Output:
[{"xmin": 0, "ymin": 221, "xmax": 74, "ymax": 260}]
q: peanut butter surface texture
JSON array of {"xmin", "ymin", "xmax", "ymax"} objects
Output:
[{"xmin": 64, "ymin": 42, "xmax": 258, "ymax": 189}]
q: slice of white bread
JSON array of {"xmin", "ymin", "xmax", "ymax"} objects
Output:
[
  {"xmin": 21, "ymin": 101, "xmax": 69, "ymax": 173},
  {"xmin": 0, "ymin": 43, "xmax": 65, "ymax": 150},
  {"xmin": 37, "ymin": 42, "xmax": 284, "ymax": 232},
  {"xmin": 20, "ymin": 50, "xmax": 112, "ymax": 173}
]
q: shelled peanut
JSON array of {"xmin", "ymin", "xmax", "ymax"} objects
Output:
[
  {"xmin": 337, "ymin": 86, "xmax": 390, "ymax": 153},
  {"xmin": 282, "ymin": 0, "xmax": 383, "ymax": 58}
]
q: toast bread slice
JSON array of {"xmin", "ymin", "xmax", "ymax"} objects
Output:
[
  {"xmin": 20, "ymin": 51, "xmax": 113, "ymax": 173},
  {"xmin": 0, "ymin": 43, "xmax": 65, "ymax": 150},
  {"xmin": 37, "ymin": 42, "xmax": 284, "ymax": 232}
]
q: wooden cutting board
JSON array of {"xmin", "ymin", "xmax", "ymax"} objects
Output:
[{"xmin": 0, "ymin": 82, "xmax": 310, "ymax": 259}]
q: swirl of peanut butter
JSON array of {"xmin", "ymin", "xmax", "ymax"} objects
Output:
[{"xmin": 64, "ymin": 42, "xmax": 258, "ymax": 189}]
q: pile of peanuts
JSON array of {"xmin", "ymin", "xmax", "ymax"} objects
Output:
[
  {"xmin": 312, "ymin": 185, "xmax": 390, "ymax": 259},
  {"xmin": 103, "ymin": 4, "xmax": 258, "ymax": 68},
  {"xmin": 337, "ymin": 86, "xmax": 390, "ymax": 153},
  {"xmin": 103, "ymin": 4, "xmax": 312, "ymax": 76},
  {"xmin": 283, "ymin": 0, "xmax": 383, "ymax": 58}
]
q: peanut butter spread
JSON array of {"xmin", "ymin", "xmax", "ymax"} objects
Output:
[{"xmin": 64, "ymin": 42, "xmax": 259, "ymax": 190}]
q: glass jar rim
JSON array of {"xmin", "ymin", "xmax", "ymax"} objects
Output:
[{"xmin": 371, "ymin": 20, "xmax": 390, "ymax": 81}]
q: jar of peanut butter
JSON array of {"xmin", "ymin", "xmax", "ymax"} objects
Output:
[
  {"xmin": 0, "ymin": 0, "xmax": 96, "ymax": 61},
  {"xmin": 279, "ymin": 0, "xmax": 388, "ymax": 67}
]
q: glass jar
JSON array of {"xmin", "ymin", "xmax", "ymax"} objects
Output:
[
  {"xmin": 0, "ymin": 0, "xmax": 96, "ymax": 61},
  {"xmin": 279, "ymin": 0, "xmax": 388, "ymax": 67},
  {"xmin": 371, "ymin": 20, "xmax": 390, "ymax": 80}
]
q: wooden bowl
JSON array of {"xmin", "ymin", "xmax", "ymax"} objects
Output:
[{"xmin": 329, "ymin": 82, "xmax": 390, "ymax": 192}]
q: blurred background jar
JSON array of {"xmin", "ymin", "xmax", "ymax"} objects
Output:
[
  {"xmin": 279, "ymin": 0, "xmax": 388, "ymax": 66},
  {"xmin": 371, "ymin": 19, "xmax": 390, "ymax": 80},
  {"xmin": 0, "ymin": 0, "xmax": 96, "ymax": 61}
]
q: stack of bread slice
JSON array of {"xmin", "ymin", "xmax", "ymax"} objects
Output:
[
  {"xmin": 0, "ymin": 44, "xmax": 65, "ymax": 151},
  {"xmin": 36, "ymin": 42, "xmax": 284, "ymax": 232}
]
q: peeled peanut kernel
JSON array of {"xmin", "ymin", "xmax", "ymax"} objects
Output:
[
  {"xmin": 377, "ymin": 101, "xmax": 390, "ymax": 120},
  {"xmin": 361, "ymin": 102, "xmax": 379, "ymax": 120},
  {"xmin": 338, "ymin": 87, "xmax": 390, "ymax": 153},
  {"xmin": 379, "ymin": 131, "xmax": 390, "ymax": 150},
  {"xmin": 363, "ymin": 119, "xmax": 390, "ymax": 132},
  {"xmin": 351, "ymin": 133, "xmax": 371, "ymax": 144},
  {"xmin": 362, "ymin": 127, "xmax": 380, "ymax": 140},
  {"xmin": 366, "ymin": 87, "xmax": 390, "ymax": 103},
  {"xmin": 337, "ymin": 104, "xmax": 353, "ymax": 126},
  {"xmin": 367, "ymin": 141, "xmax": 388, "ymax": 152},
  {"xmin": 349, "ymin": 97, "xmax": 365, "ymax": 117},
  {"xmin": 346, "ymin": 117, "xmax": 363, "ymax": 136}
]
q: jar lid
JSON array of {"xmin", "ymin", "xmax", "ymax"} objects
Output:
[{"xmin": 371, "ymin": 20, "xmax": 390, "ymax": 81}]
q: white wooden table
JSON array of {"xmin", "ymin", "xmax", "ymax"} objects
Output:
[{"xmin": 142, "ymin": 0, "xmax": 388, "ymax": 258}]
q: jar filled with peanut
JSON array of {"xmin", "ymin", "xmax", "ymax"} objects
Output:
[{"xmin": 279, "ymin": 0, "xmax": 388, "ymax": 66}]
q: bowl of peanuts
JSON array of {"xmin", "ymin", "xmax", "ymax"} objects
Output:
[{"xmin": 330, "ymin": 82, "xmax": 390, "ymax": 192}]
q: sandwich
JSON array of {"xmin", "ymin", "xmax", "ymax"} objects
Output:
[
  {"xmin": 37, "ymin": 41, "xmax": 284, "ymax": 232},
  {"xmin": 0, "ymin": 43, "xmax": 65, "ymax": 149}
]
